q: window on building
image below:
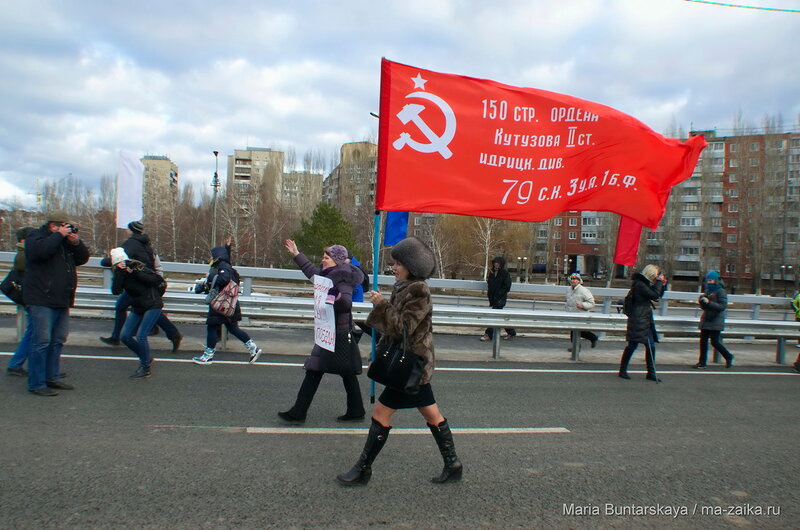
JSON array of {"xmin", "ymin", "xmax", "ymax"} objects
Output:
[
  {"xmin": 711, "ymin": 142, "xmax": 724, "ymax": 151},
  {"xmin": 581, "ymin": 232, "xmax": 596, "ymax": 240},
  {"xmin": 726, "ymin": 234, "xmax": 737, "ymax": 243},
  {"xmin": 749, "ymin": 158, "xmax": 759, "ymax": 167},
  {"xmin": 568, "ymin": 218, "xmax": 577, "ymax": 226},
  {"xmin": 728, "ymin": 203, "xmax": 739, "ymax": 213},
  {"xmin": 729, "ymin": 144, "xmax": 739, "ymax": 153},
  {"xmin": 728, "ymin": 173, "xmax": 737, "ymax": 183},
  {"xmin": 750, "ymin": 142, "xmax": 759, "ymax": 152},
  {"xmin": 679, "ymin": 217, "xmax": 699, "ymax": 226},
  {"xmin": 554, "ymin": 218, "xmax": 562, "ymax": 226},
  {"xmin": 744, "ymin": 264, "xmax": 751, "ymax": 273},
  {"xmin": 582, "ymin": 217, "xmax": 599, "ymax": 226},
  {"xmin": 729, "ymin": 159, "xmax": 739, "ymax": 168},
  {"xmin": 568, "ymin": 232, "xmax": 577, "ymax": 240},
  {"xmin": 554, "ymin": 244, "xmax": 561, "ymax": 252},
  {"xmin": 729, "ymin": 188, "xmax": 739, "ymax": 198},
  {"xmin": 727, "ymin": 219, "xmax": 737, "ymax": 228},
  {"xmin": 553, "ymin": 231, "xmax": 561, "ymax": 239},
  {"xmin": 538, "ymin": 229, "xmax": 548, "ymax": 238},
  {"xmin": 682, "ymin": 203, "xmax": 699, "ymax": 211},
  {"xmin": 749, "ymin": 173, "xmax": 758, "ymax": 182},
  {"xmin": 725, "ymin": 263, "xmax": 736, "ymax": 273},
  {"xmin": 680, "ymin": 247, "xmax": 699, "ymax": 255},
  {"xmin": 791, "ymin": 139, "xmax": 800, "ymax": 148}
]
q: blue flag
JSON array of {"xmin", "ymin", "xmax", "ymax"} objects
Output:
[{"xmin": 384, "ymin": 211, "xmax": 409, "ymax": 246}]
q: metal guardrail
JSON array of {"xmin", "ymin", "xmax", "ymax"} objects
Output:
[{"xmin": 2, "ymin": 253, "xmax": 798, "ymax": 363}]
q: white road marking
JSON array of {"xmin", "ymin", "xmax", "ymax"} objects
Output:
[
  {"xmin": 149, "ymin": 425, "xmax": 570, "ymax": 435},
  {"xmin": 0, "ymin": 352, "xmax": 794, "ymax": 376}
]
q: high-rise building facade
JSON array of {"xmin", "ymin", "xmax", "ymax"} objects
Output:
[{"xmin": 140, "ymin": 155, "xmax": 178, "ymax": 224}]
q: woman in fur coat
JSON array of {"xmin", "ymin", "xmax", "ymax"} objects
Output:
[
  {"xmin": 278, "ymin": 240, "xmax": 365, "ymax": 424},
  {"xmin": 337, "ymin": 236, "xmax": 463, "ymax": 486}
]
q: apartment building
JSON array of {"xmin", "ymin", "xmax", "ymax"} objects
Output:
[{"xmin": 140, "ymin": 155, "xmax": 178, "ymax": 224}]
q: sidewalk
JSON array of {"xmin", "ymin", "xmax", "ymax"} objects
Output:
[{"xmin": 1, "ymin": 314, "xmax": 795, "ymax": 368}]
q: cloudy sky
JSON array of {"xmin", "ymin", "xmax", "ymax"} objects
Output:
[{"xmin": 1, "ymin": 0, "xmax": 797, "ymax": 207}]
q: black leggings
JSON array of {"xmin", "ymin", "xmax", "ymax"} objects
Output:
[{"xmin": 207, "ymin": 322, "xmax": 251, "ymax": 349}]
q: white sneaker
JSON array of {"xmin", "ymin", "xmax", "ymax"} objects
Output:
[
  {"xmin": 192, "ymin": 348, "xmax": 215, "ymax": 365},
  {"xmin": 246, "ymin": 341, "xmax": 262, "ymax": 363}
]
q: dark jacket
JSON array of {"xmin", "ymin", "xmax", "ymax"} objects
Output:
[
  {"xmin": 698, "ymin": 285, "xmax": 727, "ymax": 331},
  {"xmin": 625, "ymin": 272, "xmax": 666, "ymax": 344},
  {"xmin": 293, "ymin": 252, "xmax": 363, "ymax": 372},
  {"xmin": 367, "ymin": 279, "xmax": 435, "ymax": 385},
  {"xmin": 23, "ymin": 224, "xmax": 90, "ymax": 308},
  {"xmin": 111, "ymin": 260, "xmax": 164, "ymax": 314},
  {"xmin": 99, "ymin": 234, "xmax": 157, "ymax": 270},
  {"xmin": 195, "ymin": 246, "xmax": 242, "ymax": 325},
  {"xmin": 486, "ymin": 256, "xmax": 512, "ymax": 308}
]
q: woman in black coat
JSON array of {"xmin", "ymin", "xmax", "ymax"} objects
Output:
[
  {"xmin": 192, "ymin": 245, "xmax": 261, "ymax": 365},
  {"xmin": 278, "ymin": 239, "xmax": 365, "ymax": 424},
  {"xmin": 110, "ymin": 248, "xmax": 163, "ymax": 379},
  {"xmin": 693, "ymin": 270, "xmax": 734, "ymax": 369},
  {"xmin": 618, "ymin": 264, "xmax": 667, "ymax": 382}
]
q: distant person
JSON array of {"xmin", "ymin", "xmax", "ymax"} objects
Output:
[
  {"xmin": 110, "ymin": 248, "xmax": 164, "ymax": 378},
  {"xmin": 23, "ymin": 210, "xmax": 90, "ymax": 396},
  {"xmin": 337, "ymin": 236, "xmax": 462, "ymax": 486},
  {"xmin": 5, "ymin": 227, "xmax": 35, "ymax": 376},
  {"xmin": 792, "ymin": 290, "xmax": 800, "ymax": 349},
  {"xmin": 347, "ymin": 254, "xmax": 368, "ymax": 303},
  {"xmin": 480, "ymin": 256, "xmax": 516, "ymax": 341},
  {"xmin": 618, "ymin": 264, "xmax": 667, "ymax": 383},
  {"xmin": 278, "ymin": 240, "xmax": 365, "ymax": 424},
  {"xmin": 692, "ymin": 270, "xmax": 734, "ymax": 369},
  {"xmin": 99, "ymin": 220, "xmax": 183, "ymax": 353},
  {"xmin": 192, "ymin": 245, "xmax": 261, "ymax": 365},
  {"xmin": 565, "ymin": 272, "xmax": 598, "ymax": 351}
]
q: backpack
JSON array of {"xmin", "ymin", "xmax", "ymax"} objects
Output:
[
  {"xmin": 157, "ymin": 276, "xmax": 167, "ymax": 296},
  {"xmin": 622, "ymin": 289, "xmax": 634, "ymax": 316}
]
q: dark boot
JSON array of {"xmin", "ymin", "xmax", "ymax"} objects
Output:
[
  {"xmin": 645, "ymin": 348, "xmax": 660, "ymax": 382},
  {"xmin": 428, "ymin": 419, "xmax": 463, "ymax": 483},
  {"xmin": 618, "ymin": 346, "xmax": 634, "ymax": 379},
  {"xmin": 280, "ymin": 370, "xmax": 323, "ymax": 423},
  {"xmin": 337, "ymin": 418, "xmax": 391, "ymax": 486}
]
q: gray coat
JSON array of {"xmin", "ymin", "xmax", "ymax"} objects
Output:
[{"xmin": 698, "ymin": 287, "xmax": 727, "ymax": 331}]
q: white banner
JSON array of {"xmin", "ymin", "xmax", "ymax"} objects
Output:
[
  {"xmin": 313, "ymin": 274, "xmax": 336, "ymax": 351},
  {"xmin": 117, "ymin": 150, "xmax": 144, "ymax": 229}
]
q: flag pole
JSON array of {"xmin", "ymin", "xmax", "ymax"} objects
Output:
[{"xmin": 369, "ymin": 209, "xmax": 382, "ymax": 403}]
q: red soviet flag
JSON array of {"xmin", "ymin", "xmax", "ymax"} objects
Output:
[{"xmin": 376, "ymin": 59, "xmax": 706, "ymax": 258}]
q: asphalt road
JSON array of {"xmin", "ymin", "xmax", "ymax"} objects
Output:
[{"xmin": 1, "ymin": 333, "xmax": 798, "ymax": 529}]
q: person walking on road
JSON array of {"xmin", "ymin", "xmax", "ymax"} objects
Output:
[
  {"xmin": 337, "ymin": 236, "xmax": 463, "ymax": 486},
  {"xmin": 692, "ymin": 270, "xmax": 734, "ymax": 369},
  {"xmin": 110, "ymin": 248, "xmax": 164, "ymax": 378},
  {"xmin": 565, "ymin": 272, "xmax": 598, "ymax": 351},
  {"xmin": 99, "ymin": 220, "xmax": 183, "ymax": 353},
  {"xmin": 23, "ymin": 210, "xmax": 90, "ymax": 396},
  {"xmin": 792, "ymin": 290, "xmax": 800, "ymax": 372},
  {"xmin": 618, "ymin": 264, "xmax": 667, "ymax": 383},
  {"xmin": 192, "ymin": 245, "xmax": 261, "ymax": 365},
  {"xmin": 278, "ymin": 240, "xmax": 366, "ymax": 424},
  {"xmin": 5, "ymin": 227, "xmax": 36, "ymax": 376},
  {"xmin": 480, "ymin": 256, "xmax": 516, "ymax": 341}
]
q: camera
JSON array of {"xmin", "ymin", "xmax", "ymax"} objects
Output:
[{"xmin": 66, "ymin": 224, "xmax": 79, "ymax": 234}]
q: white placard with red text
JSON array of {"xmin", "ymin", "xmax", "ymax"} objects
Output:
[{"xmin": 313, "ymin": 275, "xmax": 336, "ymax": 352}]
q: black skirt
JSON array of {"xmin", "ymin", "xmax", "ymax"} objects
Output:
[{"xmin": 378, "ymin": 383, "xmax": 436, "ymax": 410}]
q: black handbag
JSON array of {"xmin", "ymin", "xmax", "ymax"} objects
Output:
[
  {"xmin": 367, "ymin": 325, "xmax": 424, "ymax": 394},
  {"xmin": 320, "ymin": 331, "xmax": 363, "ymax": 375},
  {"xmin": 0, "ymin": 269, "xmax": 24, "ymax": 305}
]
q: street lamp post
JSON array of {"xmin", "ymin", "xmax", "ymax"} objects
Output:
[
  {"xmin": 522, "ymin": 256, "xmax": 528, "ymax": 283},
  {"xmin": 516, "ymin": 256, "xmax": 522, "ymax": 283},
  {"xmin": 780, "ymin": 265, "xmax": 793, "ymax": 297},
  {"xmin": 211, "ymin": 150, "xmax": 219, "ymax": 245}
]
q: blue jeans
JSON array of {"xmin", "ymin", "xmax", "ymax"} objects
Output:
[
  {"xmin": 121, "ymin": 309, "xmax": 162, "ymax": 367},
  {"xmin": 8, "ymin": 307, "xmax": 33, "ymax": 370},
  {"xmin": 110, "ymin": 291, "xmax": 179, "ymax": 340},
  {"xmin": 27, "ymin": 305, "xmax": 69, "ymax": 391}
]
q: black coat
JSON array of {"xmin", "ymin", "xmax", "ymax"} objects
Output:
[
  {"xmin": 625, "ymin": 273, "xmax": 666, "ymax": 344},
  {"xmin": 698, "ymin": 286, "xmax": 727, "ymax": 331},
  {"xmin": 23, "ymin": 224, "xmax": 90, "ymax": 308},
  {"xmin": 111, "ymin": 260, "xmax": 164, "ymax": 314},
  {"xmin": 195, "ymin": 246, "xmax": 242, "ymax": 325},
  {"xmin": 293, "ymin": 252, "xmax": 363, "ymax": 372},
  {"xmin": 486, "ymin": 257, "xmax": 512, "ymax": 308}
]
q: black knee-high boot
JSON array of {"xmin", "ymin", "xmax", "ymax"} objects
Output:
[
  {"xmin": 336, "ymin": 418, "xmax": 391, "ymax": 486},
  {"xmin": 618, "ymin": 346, "xmax": 634, "ymax": 379},
  {"xmin": 429, "ymin": 419, "xmax": 463, "ymax": 483}
]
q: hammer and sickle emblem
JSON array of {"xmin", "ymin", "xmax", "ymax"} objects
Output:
[{"xmin": 392, "ymin": 91, "xmax": 456, "ymax": 159}]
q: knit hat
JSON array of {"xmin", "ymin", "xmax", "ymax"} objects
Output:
[
  {"xmin": 705, "ymin": 270, "xmax": 720, "ymax": 282},
  {"xmin": 324, "ymin": 244, "xmax": 349, "ymax": 265},
  {"xmin": 390, "ymin": 236, "xmax": 436, "ymax": 280},
  {"xmin": 110, "ymin": 247, "xmax": 129, "ymax": 266},
  {"xmin": 15, "ymin": 226, "xmax": 35, "ymax": 242},
  {"xmin": 127, "ymin": 220, "xmax": 144, "ymax": 234},
  {"xmin": 568, "ymin": 272, "xmax": 583, "ymax": 283},
  {"xmin": 46, "ymin": 209, "xmax": 71, "ymax": 224}
]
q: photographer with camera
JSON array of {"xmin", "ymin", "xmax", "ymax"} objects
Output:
[{"xmin": 23, "ymin": 210, "xmax": 89, "ymax": 396}]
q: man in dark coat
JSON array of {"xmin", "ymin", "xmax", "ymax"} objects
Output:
[
  {"xmin": 99, "ymin": 220, "xmax": 182, "ymax": 352},
  {"xmin": 481, "ymin": 256, "xmax": 516, "ymax": 341},
  {"xmin": 23, "ymin": 210, "xmax": 90, "ymax": 396},
  {"xmin": 618, "ymin": 264, "xmax": 667, "ymax": 382}
]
